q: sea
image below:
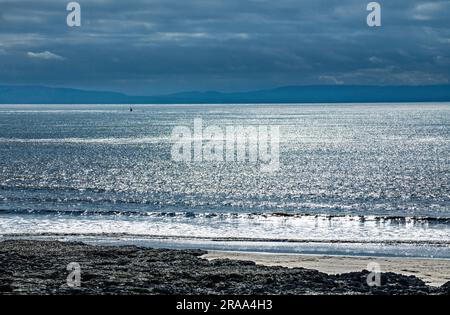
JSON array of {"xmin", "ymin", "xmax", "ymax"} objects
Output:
[{"xmin": 0, "ymin": 103, "xmax": 449, "ymax": 258}]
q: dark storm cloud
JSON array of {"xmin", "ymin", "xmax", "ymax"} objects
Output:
[{"xmin": 0, "ymin": 0, "xmax": 449, "ymax": 94}]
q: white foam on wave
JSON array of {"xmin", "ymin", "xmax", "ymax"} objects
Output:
[{"xmin": 1, "ymin": 212, "xmax": 449, "ymax": 244}]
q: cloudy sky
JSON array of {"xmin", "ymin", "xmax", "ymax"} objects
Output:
[{"xmin": 0, "ymin": 0, "xmax": 449, "ymax": 94}]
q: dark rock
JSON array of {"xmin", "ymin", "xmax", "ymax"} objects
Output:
[{"xmin": 440, "ymin": 281, "xmax": 450, "ymax": 295}]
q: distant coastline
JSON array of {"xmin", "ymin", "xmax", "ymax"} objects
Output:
[{"xmin": 1, "ymin": 85, "xmax": 450, "ymax": 104}]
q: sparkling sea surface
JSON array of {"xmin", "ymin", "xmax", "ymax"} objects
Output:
[{"xmin": 0, "ymin": 103, "xmax": 449, "ymax": 258}]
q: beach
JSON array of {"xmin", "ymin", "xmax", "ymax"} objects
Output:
[{"xmin": 0, "ymin": 240, "xmax": 449, "ymax": 295}]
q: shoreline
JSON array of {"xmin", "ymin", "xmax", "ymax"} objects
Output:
[
  {"xmin": 0, "ymin": 240, "xmax": 449, "ymax": 295},
  {"xmin": 2, "ymin": 233, "xmax": 449, "ymax": 260}
]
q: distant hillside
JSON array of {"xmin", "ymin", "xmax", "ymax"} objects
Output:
[
  {"xmin": 1, "ymin": 85, "xmax": 450, "ymax": 104},
  {"xmin": 156, "ymin": 85, "xmax": 450, "ymax": 103}
]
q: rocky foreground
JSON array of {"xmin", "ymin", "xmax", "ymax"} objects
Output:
[{"xmin": 0, "ymin": 240, "xmax": 449, "ymax": 295}]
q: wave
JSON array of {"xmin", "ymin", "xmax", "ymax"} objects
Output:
[{"xmin": 1, "ymin": 208, "xmax": 450, "ymax": 224}]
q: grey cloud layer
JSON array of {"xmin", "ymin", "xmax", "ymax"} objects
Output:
[{"xmin": 0, "ymin": 0, "xmax": 449, "ymax": 94}]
